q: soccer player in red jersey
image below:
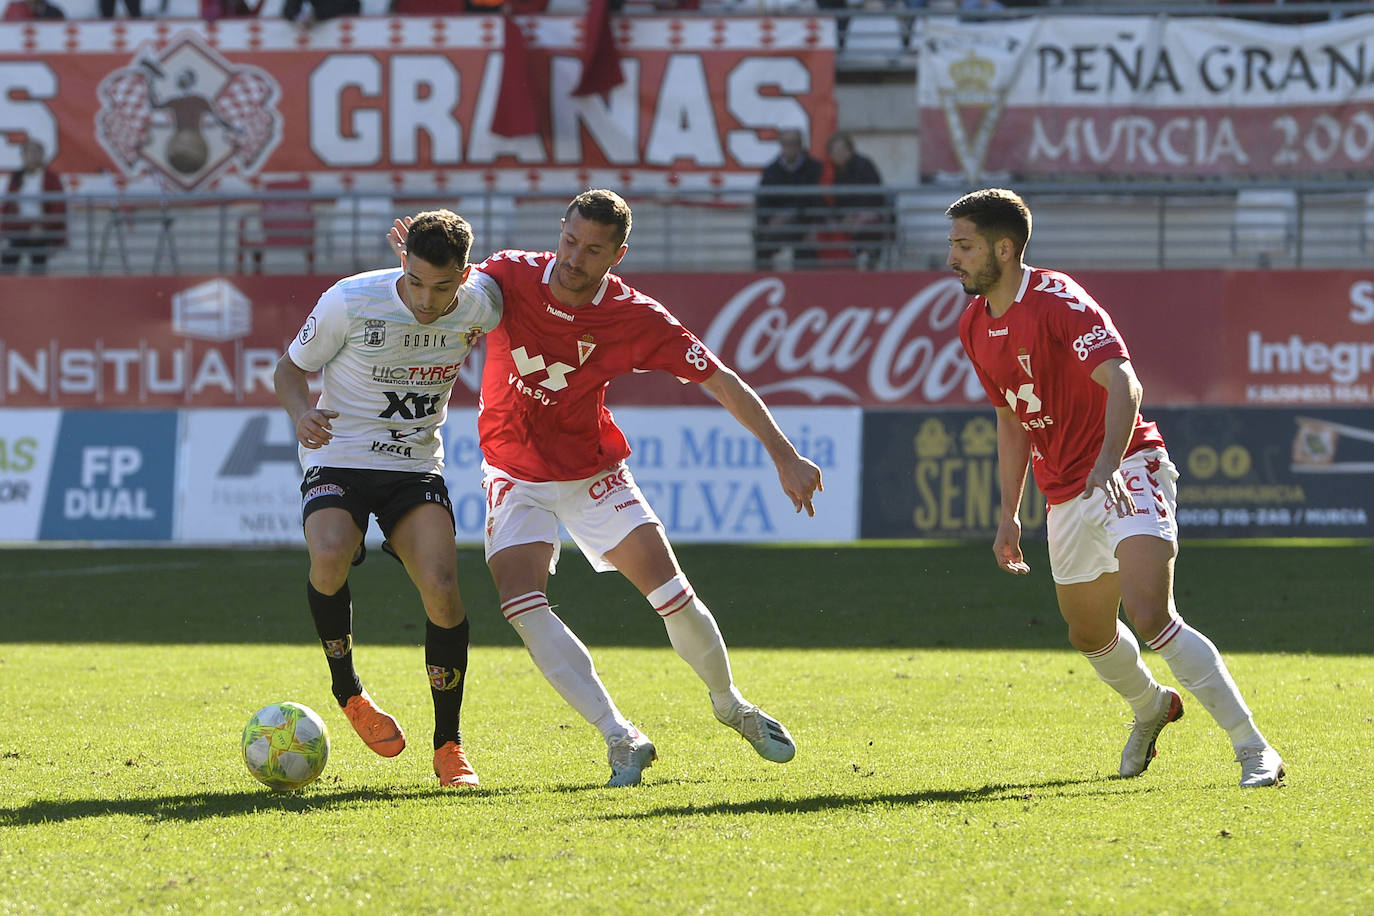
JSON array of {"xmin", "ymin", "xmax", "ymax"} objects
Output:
[
  {"xmin": 393, "ymin": 190, "xmax": 821, "ymax": 786},
  {"xmin": 950, "ymin": 188, "xmax": 1284, "ymax": 788}
]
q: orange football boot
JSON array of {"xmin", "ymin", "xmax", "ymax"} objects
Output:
[
  {"xmin": 433, "ymin": 741, "xmax": 480, "ymax": 787},
  {"xmin": 341, "ymin": 690, "xmax": 406, "ymax": 758}
]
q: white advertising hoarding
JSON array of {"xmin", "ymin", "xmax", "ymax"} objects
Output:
[
  {"xmin": 173, "ymin": 406, "xmax": 859, "ymax": 545},
  {"xmin": 0, "ymin": 409, "xmax": 62, "ymax": 542}
]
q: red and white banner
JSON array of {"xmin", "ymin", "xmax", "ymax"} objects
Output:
[
  {"xmin": 0, "ymin": 16, "xmax": 834, "ymax": 194},
  {"xmin": 2, "ymin": 270, "xmax": 1369, "ymax": 409},
  {"xmin": 918, "ymin": 15, "xmax": 1374, "ymax": 179}
]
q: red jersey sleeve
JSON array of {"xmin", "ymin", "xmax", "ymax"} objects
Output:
[
  {"xmin": 1038, "ymin": 271, "xmax": 1132, "ymax": 377},
  {"xmin": 620, "ymin": 283, "xmax": 722, "ymax": 383}
]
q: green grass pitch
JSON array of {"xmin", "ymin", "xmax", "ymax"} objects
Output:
[{"xmin": 1, "ymin": 540, "xmax": 1371, "ymax": 914}]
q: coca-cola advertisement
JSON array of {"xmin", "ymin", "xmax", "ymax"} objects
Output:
[{"xmin": 0, "ymin": 270, "xmax": 1369, "ymax": 409}]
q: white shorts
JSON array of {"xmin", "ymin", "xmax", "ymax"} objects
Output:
[
  {"xmin": 480, "ymin": 460, "xmax": 663, "ymax": 574},
  {"xmin": 1047, "ymin": 447, "xmax": 1179, "ymax": 586}
]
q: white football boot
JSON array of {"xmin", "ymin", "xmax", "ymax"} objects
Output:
[
  {"xmin": 1237, "ymin": 745, "xmax": 1286, "ymax": 788},
  {"xmin": 606, "ymin": 731, "xmax": 657, "ymax": 787},
  {"xmin": 715, "ymin": 700, "xmax": 796, "ymax": 763},
  {"xmin": 1120, "ymin": 687, "xmax": 1184, "ymax": 778}
]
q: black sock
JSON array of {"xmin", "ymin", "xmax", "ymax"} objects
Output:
[
  {"xmin": 426, "ymin": 617, "xmax": 469, "ymax": 749},
  {"xmin": 306, "ymin": 581, "xmax": 363, "ymax": 706}
]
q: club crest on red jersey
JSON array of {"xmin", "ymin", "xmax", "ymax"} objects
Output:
[
  {"xmin": 1017, "ymin": 349, "xmax": 1033, "ymax": 378},
  {"xmin": 577, "ymin": 333, "xmax": 597, "ymax": 365}
]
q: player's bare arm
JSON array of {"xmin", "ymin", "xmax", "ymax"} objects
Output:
[
  {"xmin": 1082, "ymin": 357, "xmax": 1141, "ymax": 517},
  {"xmin": 272, "ymin": 353, "xmax": 337, "ymax": 449},
  {"xmin": 699, "ymin": 366, "xmax": 823, "ymax": 517},
  {"xmin": 994, "ymin": 406, "xmax": 1032, "ymax": 575}
]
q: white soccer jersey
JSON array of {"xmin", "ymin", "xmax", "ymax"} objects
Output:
[{"xmin": 287, "ymin": 267, "xmax": 502, "ymax": 472}]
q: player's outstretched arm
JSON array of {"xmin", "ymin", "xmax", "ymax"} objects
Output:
[
  {"xmin": 994, "ymin": 407, "xmax": 1032, "ymax": 575},
  {"xmin": 273, "ymin": 353, "xmax": 337, "ymax": 449},
  {"xmin": 699, "ymin": 367, "xmax": 822, "ymax": 516}
]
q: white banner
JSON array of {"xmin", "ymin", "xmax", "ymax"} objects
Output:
[
  {"xmin": 608, "ymin": 406, "xmax": 860, "ymax": 543},
  {"xmin": 918, "ymin": 14, "xmax": 1374, "ymax": 178},
  {"xmin": 171, "ymin": 406, "xmax": 855, "ymax": 546},
  {"xmin": 0, "ymin": 409, "xmax": 62, "ymax": 542}
]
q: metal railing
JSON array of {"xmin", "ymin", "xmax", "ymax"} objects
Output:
[{"xmin": 2, "ymin": 179, "xmax": 1370, "ymax": 278}]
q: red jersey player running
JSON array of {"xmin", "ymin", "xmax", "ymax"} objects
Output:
[
  {"xmin": 393, "ymin": 189, "xmax": 822, "ymax": 786},
  {"xmin": 950, "ymin": 188, "xmax": 1284, "ymax": 788}
]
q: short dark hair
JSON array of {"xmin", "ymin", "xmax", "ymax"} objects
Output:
[
  {"xmin": 565, "ymin": 189, "xmax": 632, "ymax": 247},
  {"xmin": 945, "ymin": 188, "xmax": 1032, "ymax": 258},
  {"xmin": 405, "ymin": 209, "xmax": 473, "ymax": 269}
]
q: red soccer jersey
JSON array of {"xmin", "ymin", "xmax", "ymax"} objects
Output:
[
  {"xmin": 475, "ymin": 250, "xmax": 723, "ymax": 482},
  {"xmin": 958, "ymin": 266, "xmax": 1165, "ymax": 505}
]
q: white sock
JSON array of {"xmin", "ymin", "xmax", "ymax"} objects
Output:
[
  {"xmin": 647, "ymin": 576, "xmax": 744, "ymax": 718},
  {"xmin": 1083, "ymin": 619, "xmax": 1162, "ymax": 716},
  {"xmin": 502, "ymin": 591, "xmax": 633, "ymax": 742},
  {"xmin": 1147, "ymin": 616, "xmax": 1266, "ymax": 750}
]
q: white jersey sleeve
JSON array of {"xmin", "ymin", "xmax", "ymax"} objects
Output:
[{"xmin": 287, "ymin": 283, "xmax": 350, "ymax": 373}]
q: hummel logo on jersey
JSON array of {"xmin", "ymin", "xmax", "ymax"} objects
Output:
[
  {"xmin": 546, "ymin": 304, "xmax": 575, "ymax": 322},
  {"xmin": 988, "ymin": 327, "xmax": 1008, "ymax": 337},
  {"xmin": 511, "ymin": 346, "xmax": 575, "ymax": 392},
  {"xmin": 379, "ymin": 391, "xmax": 442, "ymax": 420}
]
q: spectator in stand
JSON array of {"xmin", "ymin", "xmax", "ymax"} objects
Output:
[
  {"xmin": 2, "ymin": 138, "xmax": 67, "ymax": 276},
  {"xmin": 2, "ymin": 0, "xmax": 64, "ymax": 19},
  {"xmin": 283, "ymin": 0, "xmax": 359, "ymax": 30},
  {"xmin": 823, "ymin": 131, "xmax": 893, "ymax": 269},
  {"xmin": 753, "ymin": 127, "xmax": 823, "ymax": 271},
  {"xmin": 202, "ymin": 0, "xmax": 263, "ymax": 20},
  {"xmin": 99, "ymin": 0, "xmax": 141, "ymax": 17}
]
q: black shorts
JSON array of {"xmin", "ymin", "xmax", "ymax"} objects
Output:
[{"xmin": 300, "ymin": 466, "xmax": 454, "ymax": 539}]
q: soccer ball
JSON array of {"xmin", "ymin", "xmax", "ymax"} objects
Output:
[{"xmin": 241, "ymin": 702, "xmax": 330, "ymax": 791}]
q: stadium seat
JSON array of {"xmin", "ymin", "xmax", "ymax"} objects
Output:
[
  {"xmin": 237, "ymin": 177, "xmax": 316, "ymax": 274},
  {"xmin": 841, "ymin": 15, "xmax": 907, "ymax": 56},
  {"xmin": 1231, "ymin": 188, "xmax": 1297, "ymax": 267}
]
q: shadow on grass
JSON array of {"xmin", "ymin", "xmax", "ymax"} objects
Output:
[
  {"xmin": 1, "ymin": 543, "xmax": 1369, "ymax": 652},
  {"xmin": 0, "ymin": 781, "xmax": 535, "ymax": 826},
  {"xmin": 596, "ymin": 774, "xmax": 1147, "ymax": 820},
  {"xmin": 1, "ymin": 774, "xmax": 1145, "ymax": 827}
]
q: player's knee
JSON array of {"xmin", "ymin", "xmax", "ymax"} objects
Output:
[
  {"xmin": 425, "ymin": 600, "xmax": 466, "ymax": 628},
  {"xmin": 309, "ymin": 543, "xmax": 356, "ymax": 589},
  {"xmin": 413, "ymin": 568, "xmax": 459, "ymax": 608},
  {"xmin": 1126, "ymin": 606, "xmax": 1174, "ymax": 644}
]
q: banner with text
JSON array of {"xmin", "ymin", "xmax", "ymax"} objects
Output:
[
  {"xmin": 0, "ymin": 16, "xmax": 834, "ymax": 196},
  {"xmin": 16, "ymin": 405, "xmax": 857, "ymax": 543},
  {"xmin": 918, "ymin": 15, "xmax": 1374, "ymax": 179},
  {"xmin": 860, "ymin": 407, "xmax": 1374, "ymax": 539},
  {"xmin": 3, "ymin": 271, "xmax": 1369, "ymax": 410}
]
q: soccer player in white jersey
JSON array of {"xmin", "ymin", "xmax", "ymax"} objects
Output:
[
  {"xmin": 273, "ymin": 209, "xmax": 501, "ymax": 787},
  {"xmin": 391, "ymin": 190, "xmax": 823, "ymax": 786},
  {"xmin": 950, "ymin": 188, "xmax": 1285, "ymax": 788}
]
